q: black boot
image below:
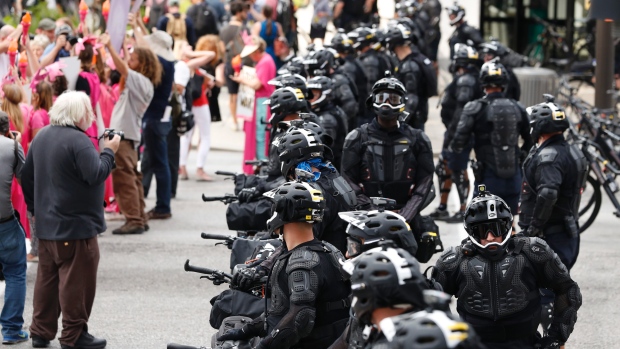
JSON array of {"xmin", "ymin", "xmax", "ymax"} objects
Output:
[
  {"xmin": 32, "ymin": 334, "xmax": 51, "ymax": 348},
  {"xmin": 61, "ymin": 331, "xmax": 106, "ymax": 349}
]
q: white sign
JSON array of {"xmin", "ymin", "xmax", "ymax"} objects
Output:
[
  {"xmin": 59, "ymin": 56, "xmax": 80, "ymax": 91},
  {"xmin": 236, "ymin": 66, "xmax": 256, "ymax": 122}
]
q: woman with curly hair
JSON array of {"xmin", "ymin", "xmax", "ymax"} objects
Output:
[{"xmin": 100, "ymin": 33, "xmax": 160, "ymax": 235}]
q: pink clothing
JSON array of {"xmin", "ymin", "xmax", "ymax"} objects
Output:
[
  {"xmin": 30, "ymin": 109, "xmax": 50, "ymax": 132},
  {"xmin": 79, "ymin": 72, "xmax": 102, "ymax": 150},
  {"xmin": 254, "ymin": 53, "xmax": 276, "ymax": 98},
  {"xmin": 99, "ymin": 83, "xmax": 120, "ymax": 128},
  {"xmin": 9, "ymin": 115, "xmax": 31, "ymax": 238}
]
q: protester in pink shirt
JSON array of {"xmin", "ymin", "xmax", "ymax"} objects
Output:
[
  {"xmin": 230, "ymin": 36, "xmax": 276, "ymax": 174},
  {"xmin": 30, "ymin": 81, "xmax": 54, "ymax": 139},
  {"xmin": 75, "ymin": 41, "xmax": 102, "ymax": 150},
  {"xmin": 3, "ymin": 83, "xmax": 31, "ymax": 238}
]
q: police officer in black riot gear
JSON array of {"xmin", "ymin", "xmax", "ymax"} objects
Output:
[
  {"xmin": 339, "ymin": 246, "xmax": 430, "ymax": 347},
  {"xmin": 306, "ymin": 76, "xmax": 348, "ymax": 170},
  {"xmin": 277, "ymin": 56, "xmax": 308, "ymax": 77},
  {"xmin": 341, "ymin": 75, "xmax": 438, "ymax": 262},
  {"xmin": 348, "ymin": 27, "xmax": 392, "ymax": 86},
  {"xmin": 446, "ymin": 2, "xmax": 483, "ymax": 59},
  {"xmin": 276, "ymin": 123, "xmax": 357, "ymax": 253},
  {"xmin": 417, "ymin": 0, "xmax": 442, "ymax": 64},
  {"xmin": 431, "ymin": 186, "xmax": 582, "ymax": 349},
  {"xmin": 520, "ymin": 97, "xmax": 588, "ymax": 270},
  {"xmin": 330, "ymin": 30, "xmax": 370, "ymax": 127},
  {"xmin": 449, "ymin": 61, "xmax": 533, "ymax": 215},
  {"xmin": 219, "ymin": 181, "xmax": 351, "ymax": 349},
  {"xmin": 305, "ymin": 48, "xmax": 360, "ymax": 128},
  {"xmin": 383, "ymin": 22, "xmax": 436, "ymax": 130},
  {"xmin": 431, "ymin": 44, "xmax": 483, "ymax": 223},
  {"xmin": 327, "ymin": 210, "xmax": 420, "ymax": 349},
  {"xmin": 479, "ymin": 40, "xmax": 522, "ymax": 101}
]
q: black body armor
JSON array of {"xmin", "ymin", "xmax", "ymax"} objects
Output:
[
  {"xmin": 519, "ymin": 135, "xmax": 588, "ymax": 233},
  {"xmin": 450, "ymin": 93, "xmax": 533, "ymax": 179},
  {"xmin": 316, "ymin": 104, "xmax": 348, "ymax": 170},
  {"xmin": 331, "ymin": 72, "xmax": 359, "ymax": 128},
  {"xmin": 341, "ymin": 119, "xmax": 434, "ymax": 221},
  {"xmin": 440, "ymin": 70, "xmax": 483, "ymax": 148},
  {"xmin": 395, "ymin": 54, "xmax": 426, "ymax": 129},
  {"xmin": 264, "ymin": 239, "xmax": 350, "ymax": 349},
  {"xmin": 432, "ymin": 235, "xmax": 582, "ymax": 345},
  {"xmin": 340, "ymin": 55, "xmax": 370, "ymax": 126}
]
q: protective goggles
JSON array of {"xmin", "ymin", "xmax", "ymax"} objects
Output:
[
  {"xmin": 470, "ymin": 221, "xmax": 505, "ymax": 241},
  {"xmin": 373, "ymin": 92, "xmax": 403, "ymax": 105}
]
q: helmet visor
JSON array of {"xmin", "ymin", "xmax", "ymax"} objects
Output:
[
  {"xmin": 471, "ymin": 221, "xmax": 504, "ymax": 241},
  {"xmin": 347, "ymin": 236, "xmax": 363, "ymax": 258},
  {"xmin": 374, "ymin": 92, "xmax": 403, "ymax": 105}
]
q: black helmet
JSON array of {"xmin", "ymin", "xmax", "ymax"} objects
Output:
[
  {"xmin": 264, "ymin": 87, "xmax": 310, "ymax": 126},
  {"xmin": 395, "ymin": 0, "xmax": 417, "ymax": 18},
  {"xmin": 382, "ymin": 23, "xmax": 413, "ymax": 50},
  {"xmin": 306, "ymin": 76, "xmax": 334, "ymax": 111},
  {"xmin": 526, "ymin": 94, "xmax": 570, "ymax": 142},
  {"xmin": 277, "ymin": 56, "xmax": 308, "ymax": 77},
  {"xmin": 452, "ymin": 43, "xmax": 481, "ymax": 69},
  {"xmin": 378, "ymin": 308, "xmax": 479, "ymax": 349},
  {"xmin": 446, "ymin": 2, "xmax": 465, "ymax": 26},
  {"xmin": 263, "ymin": 181, "xmax": 325, "ymax": 234},
  {"xmin": 330, "ymin": 30, "xmax": 355, "ymax": 54},
  {"xmin": 338, "ymin": 210, "xmax": 417, "ymax": 258},
  {"xmin": 479, "ymin": 39, "xmax": 508, "ymax": 59},
  {"xmin": 367, "ymin": 73, "xmax": 407, "ymax": 121},
  {"xmin": 268, "ymin": 73, "xmax": 313, "ymax": 100},
  {"xmin": 276, "ymin": 123, "xmax": 333, "ymax": 178},
  {"xmin": 479, "ymin": 60, "xmax": 509, "ymax": 88},
  {"xmin": 390, "ymin": 17, "xmax": 423, "ymax": 46},
  {"xmin": 348, "ymin": 27, "xmax": 377, "ymax": 50},
  {"xmin": 343, "ymin": 246, "xmax": 428, "ymax": 325},
  {"xmin": 304, "ymin": 49, "xmax": 337, "ymax": 77},
  {"xmin": 463, "ymin": 184, "xmax": 513, "ymax": 260}
]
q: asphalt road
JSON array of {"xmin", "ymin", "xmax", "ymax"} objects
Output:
[{"xmin": 1, "ymin": 146, "xmax": 618, "ymax": 349}]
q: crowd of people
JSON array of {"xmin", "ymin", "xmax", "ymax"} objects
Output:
[{"xmin": 0, "ymin": 0, "xmax": 593, "ymax": 348}]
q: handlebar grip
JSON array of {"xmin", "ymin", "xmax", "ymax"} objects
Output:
[
  {"xmin": 167, "ymin": 343, "xmax": 204, "ymax": 349},
  {"xmin": 215, "ymin": 171, "xmax": 237, "ymax": 176},
  {"xmin": 184, "ymin": 259, "xmax": 216, "ymax": 275},
  {"xmin": 201, "ymin": 233, "xmax": 232, "ymax": 240}
]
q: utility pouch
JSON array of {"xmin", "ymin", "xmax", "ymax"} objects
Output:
[{"xmin": 471, "ymin": 160, "xmax": 485, "ymax": 183}]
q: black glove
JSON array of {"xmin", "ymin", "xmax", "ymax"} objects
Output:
[
  {"xmin": 238, "ymin": 187, "xmax": 261, "ymax": 203},
  {"xmin": 526, "ymin": 225, "xmax": 544, "ymax": 238},
  {"xmin": 218, "ymin": 316, "xmax": 266, "ymax": 341},
  {"xmin": 536, "ymin": 336, "xmax": 560, "ymax": 349},
  {"xmin": 232, "ymin": 266, "xmax": 267, "ymax": 291}
]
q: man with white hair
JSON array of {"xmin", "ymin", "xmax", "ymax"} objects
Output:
[{"xmin": 22, "ymin": 91, "xmax": 120, "ymax": 349}]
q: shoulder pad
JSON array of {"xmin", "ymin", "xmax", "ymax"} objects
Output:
[
  {"xmin": 345, "ymin": 128, "xmax": 361, "ymax": 142},
  {"xmin": 456, "ymin": 74, "xmax": 477, "ymax": 87},
  {"xmin": 463, "ymin": 100, "xmax": 483, "ymax": 114},
  {"xmin": 435, "ymin": 246, "xmax": 462, "ymax": 271},
  {"xmin": 539, "ymin": 147, "xmax": 558, "ymax": 163},
  {"xmin": 286, "ymin": 247, "xmax": 321, "ymax": 273},
  {"xmin": 400, "ymin": 59, "xmax": 420, "ymax": 73},
  {"xmin": 521, "ymin": 237, "xmax": 554, "ymax": 263}
]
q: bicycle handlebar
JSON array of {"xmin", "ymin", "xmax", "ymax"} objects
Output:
[
  {"xmin": 201, "ymin": 194, "xmax": 238, "ymax": 204},
  {"xmin": 184, "ymin": 259, "xmax": 233, "ymax": 279},
  {"xmin": 201, "ymin": 233, "xmax": 233, "ymax": 241},
  {"xmin": 215, "ymin": 171, "xmax": 237, "ymax": 177},
  {"xmin": 167, "ymin": 343, "xmax": 208, "ymax": 349}
]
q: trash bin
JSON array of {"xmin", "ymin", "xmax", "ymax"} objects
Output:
[{"xmin": 513, "ymin": 67, "xmax": 559, "ymax": 107}]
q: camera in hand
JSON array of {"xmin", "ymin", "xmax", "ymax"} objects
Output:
[{"xmin": 105, "ymin": 129, "xmax": 124, "ymax": 140}]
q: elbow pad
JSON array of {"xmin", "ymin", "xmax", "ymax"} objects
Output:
[{"xmin": 533, "ymin": 187, "xmax": 558, "ymax": 225}]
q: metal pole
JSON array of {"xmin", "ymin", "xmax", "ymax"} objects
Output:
[{"xmin": 594, "ymin": 19, "xmax": 615, "ymax": 109}]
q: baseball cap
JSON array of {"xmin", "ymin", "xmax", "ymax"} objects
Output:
[
  {"xmin": 55, "ymin": 24, "xmax": 73, "ymax": 36},
  {"xmin": 240, "ymin": 36, "xmax": 266, "ymax": 58},
  {"xmin": 38, "ymin": 18, "xmax": 56, "ymax": 31}
]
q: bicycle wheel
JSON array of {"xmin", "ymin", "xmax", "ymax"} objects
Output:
[{"xmin": 578, "ymin": 175, "xmax": 602, "ymax": 233}]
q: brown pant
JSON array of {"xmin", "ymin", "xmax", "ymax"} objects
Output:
[
  {"xmin": 112, "ymin": 140, "xmax": 147, "ymax": 227},
  {"xmin": 30, "ymin": 236, "xmax": 100, "ymax": 346}
]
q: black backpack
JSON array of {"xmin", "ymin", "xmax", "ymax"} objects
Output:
[
  {"xmin": 410, "ymin": 52, "xmax": 438, "ymax": 97},
  {"xmin": 190, "ymin": 2, "xmax": 219, "ymax": 37}
]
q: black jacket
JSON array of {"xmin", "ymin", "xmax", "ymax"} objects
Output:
[{"xmin": 22, "ymin": 126, "xmax": 115, "ymax": 240}]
